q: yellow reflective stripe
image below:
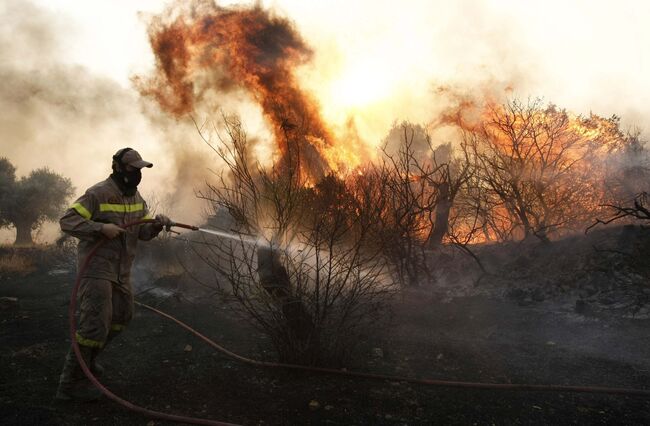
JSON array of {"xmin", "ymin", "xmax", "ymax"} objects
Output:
[
  {"xmin": 75, "ymin": 332, "xmax": 104, "ymax": 348},
  {"xmin": 99, "ymin": 203, "xmax": 144, "ymax": 213},
  {"xmin": 142, "ymin": 214, "xmax": 153, "ymax": 220},
  {"xmin": 110, "ymin": 324, "xmax": 125, "ymax": 332},
  {"xmin": 71, "ymin": 203, "xmax": 92, "ymax": 220}
]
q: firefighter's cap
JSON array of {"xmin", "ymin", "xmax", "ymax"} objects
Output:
[{"xmin": 114, "ymin": 148, "xmax": 153, "ymax": 169}]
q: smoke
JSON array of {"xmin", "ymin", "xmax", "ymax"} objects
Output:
[
  {"xmin": 137, "ymin": 1, "xmax": 549, "ymax": 180},
  {"xmin": 286, "ymin": 0, "xmax": 650, "ymax": 147},
  {"xmin": 1, "ymin": 1, "xmax": 144, "ymax": 178},
  {"xmin": 2, "ymin": 0, "xmax": 648, "ymax": 242},
  {"xmin": 0, "ymin": 0, "xmax": 212, "ymax": 242}
]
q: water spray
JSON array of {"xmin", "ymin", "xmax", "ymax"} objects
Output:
[
  {"xmin": 167, "ymin": 220, "xmax": 267, "ymax": 246},
  {"xmin": 195, "ymin": 227, "xmax": 265, "ymax": 246}
]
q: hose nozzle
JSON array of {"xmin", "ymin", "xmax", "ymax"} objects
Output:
[{"xmin": 170, "ymin": 221, "xmax": 199, "ymax": 231}]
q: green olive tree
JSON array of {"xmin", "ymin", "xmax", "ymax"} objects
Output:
[{"xmin": 0, "ymin": 158, "xmax": 74, "ymax": 246}]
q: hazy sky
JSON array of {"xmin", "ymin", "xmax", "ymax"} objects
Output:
[
  {"xmin": 28, "ymin": 0, "xmax": 649, "ymax": 122},
  {"xmin": 2, "ymin": 0, "xmax": 649, "ymax": 241}
]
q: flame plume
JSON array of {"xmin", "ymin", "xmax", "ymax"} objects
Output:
[{"xmin": 138, "ymin": 2, "xmax": 338, "ymax": 180}]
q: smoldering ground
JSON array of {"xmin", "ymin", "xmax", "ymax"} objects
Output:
[{"xmin": 71, "ymin": 219, "xmax": 650, "ymax": 424}]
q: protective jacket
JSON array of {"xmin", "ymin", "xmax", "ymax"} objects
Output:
[{"xmin": 60, "ymin": 177, "xmax": 159, "ymax": 285}]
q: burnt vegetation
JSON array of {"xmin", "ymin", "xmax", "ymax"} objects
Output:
[{"xmin": 167, "ymin": 96, "xmax": 650, "ymax": 367}]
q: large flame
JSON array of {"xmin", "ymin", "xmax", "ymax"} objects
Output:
[
  {"xmin": 137, "ymin": 2, "xmax": 369, "ymax": 180},
  {"xmin": 137, "ymin": 2, "xmax": 635, "ymax": 244}
]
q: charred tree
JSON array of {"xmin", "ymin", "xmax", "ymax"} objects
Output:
[
  {"xmin": 588, "ymin": 192, "xmax": 650, "ymax": 230},
  {"xmin": 429, "ymin": 181, "xmax": 451, "ymax": 247}
]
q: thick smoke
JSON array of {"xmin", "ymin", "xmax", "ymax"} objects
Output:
[
  {"xmin": 2, "ymin": 0, "xmax": 647, "ymax": 243},
  {"xmin": 0, "ymin": 0, "xmax": 139, "ymax": 177},
  {"xmin": 0, "ymin": 0, "xmax": 211, "ymax": 242},
  {"xmin": 138, "ymin": 1, "xmax": 367, "ymax": 180}
]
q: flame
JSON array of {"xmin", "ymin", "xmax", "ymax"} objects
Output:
[
  {"xmin": 434, "ymin": 93, "xmax": 629, "ymax": 242},
  {"xmin": 568, "ymin": 113, "xmax": 625, "ymax": 153},
  {"xmin": 435, "ymin": 89, "xmax": 627, "ymax": 158},
  {"xmin": 136, "ymin": 2, "xmax": 634, "ymax": 244},
  {"xmin": 138, "ymin": 2, "xmax": 367, "ymax": 179}
]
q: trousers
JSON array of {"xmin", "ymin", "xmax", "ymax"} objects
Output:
[{"xmin": 75, "ymin": 278, "xmax": 133, "ymax": 348}]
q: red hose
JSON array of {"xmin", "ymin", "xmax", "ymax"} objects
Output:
[
  {"xmin": 70, "ymin": 220, "xmax": 650, "ymax": 425},
  {"xmin": 135, "ymin": 301, "xmax": 650, "ymax": 397}
]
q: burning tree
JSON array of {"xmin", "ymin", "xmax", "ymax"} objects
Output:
[
  {"xmin": 138, "ymin": 2, "xmax": 650, "ymax": 321},
  {"xmin": 381, "ymin": 123, "xmax": 471, "ymax": 248},
  {"xmin": 362, "ymin": 123, "xmax": 472, "ymax": 286},
  {"xmin": 0, "ymin": 158, "xmax": 74, "ymax": 246},
  {"xmin": 137, "ymin": 2, "xmax": 364, "ymax": 180},
  {"xmin": 459, "ymin": 98, "xmax": 612, "ymax": 242},
  {"xmin": 193, "ymin": 116, "xmax": 395, "ymax": 366}
]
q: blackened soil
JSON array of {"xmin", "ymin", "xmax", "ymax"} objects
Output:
[{"xmin": 2, "ymin": 266, "xmax": 650, "ymax": 425}]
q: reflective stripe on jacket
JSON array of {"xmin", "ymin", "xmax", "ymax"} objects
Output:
[{"xmin": 60, "ymin": 177, "xmax": 158, "ymax": 284}]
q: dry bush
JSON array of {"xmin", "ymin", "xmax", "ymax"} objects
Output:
[
  {"xmin": 0, "ymin": 244, "xmax": 73, "ymax": 276},
  {"xmin": 589, "ymin": 192, "xmax": 650, "ymax": 231},
  {"xmin": 0, "ymin": 250, "xmax": 35, "ymax": 275},
  {"xmin": 347, "ymin": 124, "xmax": 445, "ymax": 287},
  {"xmin": 375, "ymin": 126, "xmax": 439, "ymax": 287},
  {"xmin": 192, "ymin": 115, "xmax": 396, "ymax": 366},
  {"xmin": 353, "ymin": 123, "xmax": 477, "ymax": 286}
]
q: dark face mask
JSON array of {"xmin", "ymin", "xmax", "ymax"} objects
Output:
[
  {"xmin": 111, "ymin": 167, "xmax": 141, "ymax": 196},
  {"xmin": 122, "ymin": 169, "xmax": 142, "ymax": 188}
]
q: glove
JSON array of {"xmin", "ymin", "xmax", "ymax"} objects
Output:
[{"xmin": 155, "ymin": 214, "xmax": 173, "ymax": 231}]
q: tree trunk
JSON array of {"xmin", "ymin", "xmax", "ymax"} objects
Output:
[
  {"xmin": 14, "ymin": 222, "xmax": 34, "ymax": 246},
  {"xmin": 429, "ymin": 182, "xmax": 451, "ymax": 247},
  {"xmin": 534, "ymin": 226, "xmax": 551, "ymax": 244}
]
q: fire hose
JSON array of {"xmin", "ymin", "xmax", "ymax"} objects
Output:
[{"xmin": 69, "ymin": 219, "xmax": 650, "ymax": 426}]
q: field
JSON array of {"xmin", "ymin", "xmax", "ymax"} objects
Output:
[{"xmin": 1, "ymin": 227, "xmax": 650, "ymax": 425}]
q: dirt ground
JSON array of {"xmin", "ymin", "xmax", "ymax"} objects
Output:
[{"xmin": 2, "ymin": 243, "xmax": 650, "ymax": 425}]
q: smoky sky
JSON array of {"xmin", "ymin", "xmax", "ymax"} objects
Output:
[
  {"xmin": 0, "ymin": 0, "xmax": 214, "ymax": 242},
  {"xmin": 0, "ymin": 0, "xmax": 154, "ymax": 184},
  {"xmin": 1, "ymin": 0, "xmax": 648, "ymax": 242}
]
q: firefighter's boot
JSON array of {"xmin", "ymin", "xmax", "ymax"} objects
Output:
[
  {"xmin": 54, "ymin": 346, "xmax": 103, "ymax": 402},
  {"xmin": 89, "ymin": 329, "xmax": 120, "ymax": 378},
  {"xmin": 90, "ymin": 349, "xmax": 104, "ymax": 377}
]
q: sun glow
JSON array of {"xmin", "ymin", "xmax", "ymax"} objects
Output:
[
  {"xmin": 300, "ymin": 50, "xmax": 420, "ymax": 146},
  {"xmin": 327, "ymin": 59, "xmax": 396, "ymax": 110}
]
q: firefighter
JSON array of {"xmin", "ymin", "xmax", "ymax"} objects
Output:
[{"xmin": 55, "ymin": 148, "xmax": 172, "ymax": 402}]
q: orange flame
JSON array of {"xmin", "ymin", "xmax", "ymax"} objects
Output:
[{"xmin": 138, "ymin": 2, "xmax": 356, "ymax": 180}]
